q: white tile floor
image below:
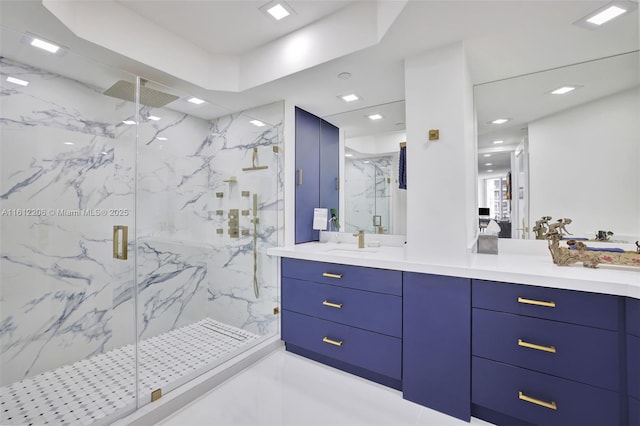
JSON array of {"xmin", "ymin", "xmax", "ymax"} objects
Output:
[{"xmin": 156, "ymin": 347, "xmax": 494, "ymax": 426}]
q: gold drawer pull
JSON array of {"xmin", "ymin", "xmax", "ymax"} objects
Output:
[
  {"xmin": 322, "ymin": 337, "xmax": 343, "ymax": 347},
  {"xmin": 322, "ymin": 272, "xmax": 343, "ymax": 279},
  {"xmin": 519, "ymin": 391, "xmax": 557, "ymax": 410},
  {"xmin": 518, "ymin": 339, "xmax": 557, "ymax": 353},
  {"xmin": 518, "ymin": 297, "xmax": 556, "ymax": 308},
  {"xmin": 322, "ymin": 300, "xmax": 343, "ymax": 309}
]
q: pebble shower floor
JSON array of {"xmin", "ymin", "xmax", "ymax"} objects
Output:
[{"xmin": 0, "ymin": 319, "xmax": 260, "ymax": 425}]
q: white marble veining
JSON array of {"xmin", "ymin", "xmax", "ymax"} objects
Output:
[
  {"xmin": 1, "ymin": 55, "xmax": 283, "ymax": 397},
  {"xmin": 268, "ymin": 241, "xmax": 640, "ymax": 299},
  {"xmin": 344, "ymin": 156, "xmax": 393, "ymax": 233}
]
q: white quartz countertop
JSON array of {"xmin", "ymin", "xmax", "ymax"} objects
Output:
[{"xmin": 268, "ymin": 242, "xmax": 640, "ymax": 299}]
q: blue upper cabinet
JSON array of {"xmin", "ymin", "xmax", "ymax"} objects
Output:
[
  {"xmin": 319, "ymin": 119, "xmax": 339, "ymax": 214},
  {"xmin": 294, "ymin": 107, "xmax": 339, "ymax": 244}
]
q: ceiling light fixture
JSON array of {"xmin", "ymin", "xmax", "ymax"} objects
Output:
[
  {"xmin": 487, "ymin": 169, "xmax": 494, "ymax": 173},
  {"xmin": 491, "ymin": 118, "xmax": 510, "ymax": 124},
  {"xmin": 550, "ymin": 86, "xmax": 579, "ymax": 95},
  {"xmin": 340, "ymin": 94, "xmax": 359, "ymax": 102},
  {"xmin": 338, "ymin": 72, "xmax": 352, "ymax": 80},
  {"xmin": 188, "ymin": 97, "xmax": 206, "ymax": 105},
  {"xmin": 345, "ymin": 153, "xmax": 353, "ymax": 157},
  {"xmin": 260, "ymin": 1, "xmax": 294, "ymax": 21},
  {"xmin": 148, "ymin": 115, "xmax": 161, "ymax": 121},
  {"xmin": 122, "ymin": 120, "xmax": 136, "ymax": 125},
  {"xmin": 484, "ymin": 154, "xmax": 492, "ymax": 157},
  {"xmin": 250, "ymin": 120, "xmax": 266, "ymax": 127},
  {"xmin": 156, "ymin": 137, "xmax": 168, "ymax": 141},
  {"xmin": 63, "ymin": 142, "xmax": 74, "ymax": 145},
  {"xmin": 368, "ymin": 114, "xmax": 383, "ymax": 121},
  {"xmin": 485, "ymin": 163, "xmax": 493, "ymax": 166},
  {"xmin": 21, "ymin": 32, "xmax": 67, "ymax": 56},
  {"xmin": 574, "ymin": 0, "xmax": 637, "ymax": 29},
  {"xmin": 6, "ymin": 76, "xmax": 29, "ymax": 86},
  {"xmin": 492, "ymin": 140, "xmax": 504, "ymax": 144}
]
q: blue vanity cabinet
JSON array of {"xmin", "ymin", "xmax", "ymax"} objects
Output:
[
  {"xmin": 294, "ymin": 107, "xmax": 339, "ymax": 244},
  {"xmin": 471, "ymin": 279, "xmax": 623, "ymax": 426},
  {"xmin": 628, "ymin": 297, "xmax": 640, "ymax": 426},
  {"xmin": 402, "ymin": 272, "xmax": 471, "ymax": 421},
  {"xmin": 281, "ymin": 258, "xmax": 403, "ymax": 389}
]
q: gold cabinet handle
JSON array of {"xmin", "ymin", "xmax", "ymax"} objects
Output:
[
  {"xmin": 297, "ymin": 168, "xmax": 303, "ymax": 185},
  {"xmin": 113, "ymin": 225, "xmax": 128, "ymax": 260},
  {"xmin": 518, "ymin": 297, "xmax": 556, "ymax": 308},
  {"xmin": 322, "ymin": 300, "xmax": 343, "ymax": 309},
  {"xmin": 518, "ymin": 391, "xmax": 557, "ymax": 410},
  {"xmin": 322, "ymin": 337, "xmax": 343, "ymax": 347},
  {"xmin": 518, "ymin": 339, "xmax": 557, "ymax": 353},
  {"xmin": 322, "ymin": 272, "xmax": 343, "ymax": 279}
]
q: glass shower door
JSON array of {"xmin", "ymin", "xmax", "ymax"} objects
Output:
[{"xmin": 0, "ymin": 25, "xmax": 138, "ymax": 424}]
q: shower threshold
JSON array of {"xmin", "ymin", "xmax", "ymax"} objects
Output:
[{"xmin": 0, "ymin": 319, "xmax": 260, "ymax": 426}]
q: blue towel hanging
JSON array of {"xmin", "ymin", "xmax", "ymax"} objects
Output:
[{"xmin": 399, "ymin": 145, "xmax": 407, "ymax": 190}]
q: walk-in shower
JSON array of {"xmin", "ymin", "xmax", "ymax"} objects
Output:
[{"xmin": 0, "ymin": 22, "xmax": 283, "ymax": 425}]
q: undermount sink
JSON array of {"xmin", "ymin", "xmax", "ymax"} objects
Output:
[{"xmin": 327, "ymin": 247, "xmax": 379, "ymax": 255}]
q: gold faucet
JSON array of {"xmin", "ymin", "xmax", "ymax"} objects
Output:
[{"xmin": 353, "ymin": 230, "xmax": 365, "ymax": 248}]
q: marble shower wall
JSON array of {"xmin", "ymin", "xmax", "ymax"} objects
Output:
[
  {"xmin": 0, "ymin": 56, "xmax": 283, "ymax": 386},
  {"xmin": 344, "ymin": 156, "xmax": 393, "ymax": 233}
]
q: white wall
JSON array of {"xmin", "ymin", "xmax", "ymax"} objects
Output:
[
  {"xmin": 529, "ymin": 87, "xmax": 640, "ymax": 239},
  {"xmin": 404, "ymin": 42, "xmax": 476, "ymax": 265}
]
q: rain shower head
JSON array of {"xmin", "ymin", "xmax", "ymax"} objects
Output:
[{"xmin": 103, "ymin": 80, "xmax": 179, "ymax": 108}]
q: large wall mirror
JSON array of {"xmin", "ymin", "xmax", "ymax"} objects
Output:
[
  {"xmin": 475, "ymin": 50, "xmax": 639, "ymax": 241},
  {"xmin": 324, "ymin": 100, "xmax": 407, "ymax": 235}
]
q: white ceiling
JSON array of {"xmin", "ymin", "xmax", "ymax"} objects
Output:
[{"xmin": 1, "ymin": 0, "xmax": 638, "ymax": 174}]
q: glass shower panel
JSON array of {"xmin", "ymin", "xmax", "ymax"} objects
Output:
[
  {"xmin": 134, "ymin": 82, "xmax": 283, "ymax": 405},
  {"xmin": 0, "ymin": 26, "xmax": 138, "ymax": 424}
]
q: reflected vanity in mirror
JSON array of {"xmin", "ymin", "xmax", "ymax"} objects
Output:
[
  {"xmin": 475, "ymin": 50, "xmax": 639, "ymax": 241},
  {"xmin": 324, "ymin": 100, "xmax": 407, "ymax": 235}
]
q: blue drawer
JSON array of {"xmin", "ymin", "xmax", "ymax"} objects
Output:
[
  {"xmin": 282, "ymin": 277, "xmax": 401, "ymax": 337},
  {"xmin": 628, "ymin": 297, "xmax": 640, "ymax": 337},
  {"xmin": 629, "ymin": 333, "xmax": 640, "ymax": 400},
  {"xmin": 281, "ymin": 310, "xmax": 401, "ymax": 380},
  {"xmin": 282, "ymin": 258, "xmax": 402, "ymax": 296},
  {"xmin": 472, "ymin": 356, "xmax": 619, "ymax": 426},
  {"xmin": 473, "ymin": 308, "xmax": 619, "ymax": 391},
  {"xmin": 473, "ymin": 279, "xmax": 619, "ymax": 330},
  {"xmin": 631, "ymin": 396, "xmax": 640, "ymax": 426}
]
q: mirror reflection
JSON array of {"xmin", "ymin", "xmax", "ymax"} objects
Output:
[
  {"xmin": 475, "ymin": 51, "xmax": 639, "ymax": 241},
  {"xmin": 324, "ymin": 100, "xmax": 407, "ymax": 235}
]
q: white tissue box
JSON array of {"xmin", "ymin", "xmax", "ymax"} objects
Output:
[{"xmin": 477, "ymin": 234, "xmax": 498, "ymax": 255}]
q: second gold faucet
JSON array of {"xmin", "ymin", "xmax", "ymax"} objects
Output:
[{"xmin": 353, "ymin": 230, "xmax": 365, "ymax": 248}]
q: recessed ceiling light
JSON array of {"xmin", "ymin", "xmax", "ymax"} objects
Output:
[
  {"xmin": 485, "ymin": 163, "xmax": 493, "ymax": 166},
  {"xmin": 338, "ymin": 72, "xmax": 352, "ymax": 80},
  {"xmin": 491, "ymin": 118, "xmax": 510, "ymax": 124},
  {"xmin": 345, "ymin": 153, "xmax": 353, "ymax": 157},
  {"xmin": 6, "ymin": 76, "xmax": 29, "ymax": 86},
  {"xmin": 31, "ymin": 37, "xmax": 60, "ymax": 53},
  {"xmin": 484, "ymin": 154, "xmax": 492, "ymax": 157},
  {"xmin": 122, "ymin": 120, "xmax": 136, "ymax": 125},
  {"xmin": 340, "ymin": 94, "xmax": 359, "ymax": 102},
  {"xmin": 368, "ymin": 114, "xmax": 383, "ymax": 121},
  {"xmin": 156, "ymin": 137, "xmax": 168, "ymax": 141},
  {"xmin": 188, "ymin": 97, "xmax": 206, "ymax": 105},
  {"xmin": 551, "ymin": 86, "xmax": 578, "ymax": 95},
  {"xmin": 250, "ymin": 120, "xmax": 266, "ymax": 127},
  {"xmin": 493, "ymin": 140, "xmax": 504, "ymax": 144},
  {"xmin": 260, "ymin": 1, "xmax": 294, "ymax": 21},
  {"xmin": 363, "ymin": 160, "xmax": 370, "ymax": 164},
  {"xmin": 487, "ymin": 169, "xmax": 493, "ymax": 172},
  {"xmin": 574, "ymin": 1, "xmax": 637, "ymax": 29},
  {"xmin": 148, "ymin": 115, "xmax": 161, "ymax": 121},
  {"xmin": 63, "ymin": 142, "xmax": 74, "ymax": 145}
]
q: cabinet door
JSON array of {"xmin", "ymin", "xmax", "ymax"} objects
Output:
[
  {"xmin": 403, "ymin": 272, "xmax": 471, "ymax": 421},
  {"xmin": 319, "ymin": 119, "xmax": 339, "ymax": 212},
  {"xmin": 295, "ymin": 107, "xmax": 320, "ymax": 243}
]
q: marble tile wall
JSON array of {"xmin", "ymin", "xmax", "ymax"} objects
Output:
[
  {"xmin": 0, "ymin": 57, "xmax": 283, "ymax": 387},
  {"xmin": 344, "ymin": 156, "xmax": 393, "ymax": 233}
]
